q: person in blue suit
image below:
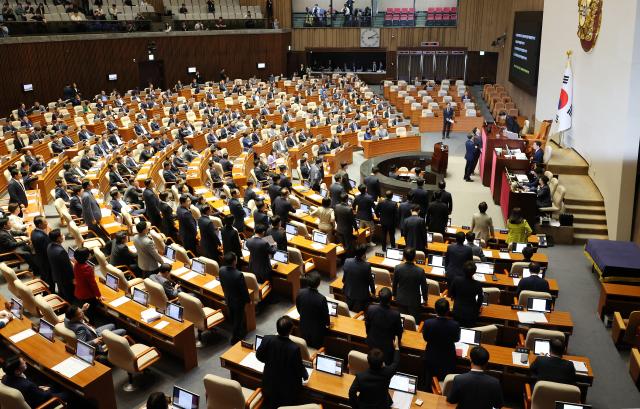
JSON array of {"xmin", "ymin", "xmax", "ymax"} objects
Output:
[
  {"xmin": 464, "ymin": 132, "xmax": 477, "ymax": 181},
  {"xmin": 531, "ymin": 141, "xmax": 544, "ymax": 166},
  {"xmin": 442, "ymin": 102, "xmax": 454, "ymax": 139}
]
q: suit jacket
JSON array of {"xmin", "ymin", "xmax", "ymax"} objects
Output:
[
  {"xmin": 69, "ymin": 195, "xmax": 83, "ymax": 218},
  {"xmin": 256, "ymin": 335, "xmax": 308, "ymax": 408},
  {"xmin": 149, "ymin": 273, "xmax": 179, "ymax": 299},
  {"xmin": 375, "ymin": 200, "xmax": 397, "ymax": 229},
  {"xmin": 447, "ymin": 371, "xmax": 503, "ymax": 409},
  {"xmin": 243, "ymin": 188, "xmax": 258, "ymax": 206},
  {"xmin": 342, "ymin": 257, "xmax": 374, "ymax": 302},
  {"xmin": 530, "ymin": 355, "xmax": 577, "ymax": 385},
  {"xmin": 445, "ymin": 243, "xmax": 473, "ymax": 283},
  {"xmin": 81, "ymin": 191, "xmax": 101, "ymax": 226},
  {"xmin": 329, "ymin": 182, "xmax": 345, "ymax": 208},
  {"xmin": 64, "ymin": 318, "xmax": 101, "ymax": 346},
  {"xmin": 365, "ymin": 304, "xmax": 403, "ymax": 363},
  {"xmin": 471, "ymin": 212, "xmax": 493, "ymax": 242},
  {"xmin": 411, "ymin": 188, "xmax": 430, "ymax": 212},
  {"xmin": 402, "ymin": 215, "xmax": 427, "ymax": 250},
  {"xmin": 267, "ymin": 227, "xmax": 287, "ymax": 251},
  {"xmin": 8, "ymin": 179, "xmax": 28, "ymax": 207},
  {"xmin": 177, "ymin": 206, "xmax": 198, "ymax": 248},
  {"xmin": 133, "ymin": 233, "xmax": 163, "ymax": 272},
  {"xmin": 253, "ymin": 210, "xmax": 270, "ymax": 228},
  {"xmin": 516, "ymin": 275, "xmax": 550, "ymax": 295},
  {"xmin": 439, "ymin": 189, "xmax": 453, "ymax": 214},
  {"xmin": 422, "ymin": 317, "xmax": 460, "ymax": 379},
  {"xmin": 296, "ymin": 287, "xmax": 329, "ymax": 349},
  {"xmin": 111, "ymin": 242, "xmax": 137, "ymax": 268},
  {"xmin": 464, "ymin": 139, "xmax": 476, "ymax": 161},
  {"xmin": 47, "ymin": 242, "xmax": 75, "ymax": 301},
  {"xmin": 80, "ymin": 156, "xmax": 94, "ymax": 170},
  {"xmin": 426, "ymin": 201, "xmax": 449, "ymax": 234},
  {"xmin": 229, "ymin": 198, "xmax": 245, "ymax": 231},
  {"xmin": 272, "ymin": 196, "xmax": 294, "ymax": 224},
  {"xmin": 246, "ymin": 236, "xmax": 274, "ymax": 282},
  {"xmin": 268, "ymin": 183, "xmax": 282, "ymax": 204},
  {"xmin": 219, "ymin": 265, "xmax": 250, "ymax": 307},
  {"xmin": 398, "ymin": 201, "xmax": 412, "ymax": 229},
  {"xmin": 532, "ymin": 148, "xmax": 544, "ymax": 164},
  {"xmin": 443, "ymin": 107, "xmax": 455, "ymax": 122},
  {"xmin": 348, "ymin": 349, "xmax": 400, "ymax": 409},
  {"xmin": 536, "ymin": 184, "xmax": 552, "ymax": 208},
  {"xmin": 363, "ymin": 175, "xmax": 381, "ymax": 199},
  {"xmin": 393, "ymin": 262, "xmax": 428, "ymax": 307},
  {"xmin": 353, "ymin": 193, "xmax": 375, "ymax": 221},
  {"xmin": 449, "ymin": 277, "xmax": 483, "ymax": 327},
  {"xmin": 1, "ymin": 374, "xmax": 54, "ymax": 408},
  {"xmin": 335, "ymin": 203, "xmax": 356, "ymax": 235},
  {"xmin": 30, "ymin": 228, "xmax": 50, "ymax": 273},
  {"xmin": 221, "ymin": 226, "xmax": 242, "ymax": 260},
  {"xmin": 143, "ymin": 188, "xmax": 162, "ymax": 221},
  {"xmin": 198, "ymin": 216, "xmax": 221, "ymax": 260}
]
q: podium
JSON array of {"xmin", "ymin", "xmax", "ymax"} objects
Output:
[
  {"xmin": 480, "ymin": 125, "xmax": 528, "ymax": 187},
  {"xmin": 431, "ymin": 142, "xmax": 449, "ymax": 174}
]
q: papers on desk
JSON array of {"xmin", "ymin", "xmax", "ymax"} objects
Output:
[
  {"xmin": 9, "ymin": 328, "xmax": 36, "ymax": 343},
  {"xmin": 204, "ymin": 279, "xmax": 220, "ymax": 290},
  {"xmin": 309, "ymin": 194, "xmax": 323, "ymax": 202},
  {"xmin": 512, "ymin": 278, "xmax": 521, "ymax": 286},
  {"xmin": 195, "ymin": 187, "xmax": 209, "ymax": 195},
  {"xmin": 305, "ymin": 367, "xmax": 314, "ymax": 378},
  {"xmin": 128, "ymin": 245, "xmax": 137, "ymax": 253},
  {"xmin": 511, "ymin": 351, "xmax": 530, "ymax": 367},
  {"xmin": 483, "ymin": 250, "xmax": 493, "ymax": 258},
  {"xmin": 446, "ymin": 227, "xmax": 457, "ymax": 234},
  {"xmin": 222, "ymin": 206, "xmax": 230, "ymax": 213},
  {"xmin": 570, "ymin": 360, "xmax": 588, "ymax": 373},
  {"xmin": 240, "ymin": 352, "xmax": 265, "ymax": 373},
  {"xmin": 499, "ymin": 252, "xmax": 511, "ymax": 260},
  {"xmin": 380, "ymin": 258, "xmax": 398, "ymax": 268},
  {"xmin": 100, "ymin": 208, "xmax": 111, "ymax": 218},
  {"xmin": 514, "ymin": 153, "xmax": 528, "ymax": 160},
  {"xmin": 154, "ymin": 320, "xmax": 170, "ymax": 330},
  {"xmin": 141, "ymin": 308, "xmax": 162, "ymax": 323},
  {"xmin": 161, "ymin": 256, "xmax": 174, "ymax": 264},
  {"xmin": 242, "ymin": 249, "xmax": 250, "ymax": 258},
  {"xmin": 286, "ymin": 233, "xmax": 294, "ymax": 241},
  {"xmin": 517, "ymin": 311, "xmax": 548, "ymax": 324},
  {"xmin": 109, "ymin": 296, "xmax": 130, "ymax": 307},
  {"xmin": 173, "ymin": 266, "xmax": 190, "ymax": 276},
  {"xmin": 103, "ymin": 222, "xmax": 120, "ymax": 229},
  {"xmin": 455, "ymin": 342, "xmax": 469, "ymax": 358},
  {"xmin": 181, "ymin": 271, "xmax": 199, "ymax": 281},
  {"xmin": 52, "ymin": 356, "xmax": 90, "ymax": 379},
  {"xmin": 473, "ymin": 273, "xmax": 486, "ymax": 282},
  {"xmin": 287, "ymin": 308, "xmax": 300, "ymax": 320},
  {"xmin": 430, "ymin": 266, "xmax": 445, "ymax": 276},
  {"xmin": 516, "ymin": 174, "xmax": 530, "ymax": 183},
  {"xmin": 391, "ymin": 390, "xmax": 414, "ymax": 409},
  {"xmin": 310, "ymin": 242, "xmax": 325, "ymax": 250}
]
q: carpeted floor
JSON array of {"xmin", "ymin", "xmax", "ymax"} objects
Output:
[{"xmin": 2, "ymin": 129, "xmax": 639, "ymax": 409}]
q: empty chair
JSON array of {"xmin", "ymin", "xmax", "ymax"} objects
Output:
[
  {"xmin": 431, "ymin": 233, "xmax": 444, "ymax": 243},
  {"xmin": 0, "ymin": 262, "xmax": 48, "ymax": 297},
  {"xmin": 472, "ymin": 324, "xmax": 499, "ymax": 345},
  {"xmin": 102, "ymin": 329, "xmax": 161, "ymax": 392},
  {"xmin": 327, "ymin": 297, "xmax": 359, "ymax": 318},
  {"xmin": 348, "ymin": 350, "xmax": 369, "ymax": 374},
  {"xmin": 612, "ymin": 311, "xmax": 640, "ymax": 346},
  {"xmin": 400, "ymin": 314, "xmax": 417, "ymax": 331},
  {"xmin": 143, "ymin": 277, "xmax": 171, "ymax": 310},
  {"xmin": 372, "ymin": 266, "xmax": 391, "ymax": 286},
  {"xmin": 107, "ymin": 265, "xmax": 144, "ymax": 294},
  {"xmin": 517, "ymin": 290, "xmax": 552, "ymax": 307},
  {"xmin": 178, "ymin": 292, "xmax": 224, "ymax": 347},
  {"xmin": 203, "ymin": 374, "xmax": 263, "ymax": 409},
  {"xmin": 482, "ymin": 287, "xmax": 500, "ymax": 304},
  {"xmin": 289, "ymin": 220, "xmax": 310, "ymax": 239},
  {"xmin": 507, "ymin": 261, "xmax": 530, "ymax": 277},
  {"xmin": 243, "ymin": 272, "xmax": 271, "ymax": 303},
  {"xmin": 524, "ymin": 380, "xmax": 581, "ymax": 409},
  {"xmin": 287, "ymin": 247, "xmax": 315, "ymax": 275},
  {"xmin": 34, "ymin": 295, "xmax": 65, "ymax": 324},
  {"xmin": 195, "ymin": 256, "xmax": 219, "ymax": 277},
  {"xmin": 68, "ymin": 221, "xmax": 105, "ymax": 250},
  {"xmin": 14, "ymin": 280, "xmax": 66, "ymax": 318},
  {"xmin": 432, "ymin": 373, "xmax": 457, "ymax": 396},
  {"xmin": 290, "ymin": 334, "xmax": 323, "ymax": 361},
  {"xmin": 630, "ymin": 348, "xmax": 640, "ymax": 388},
  {"xmin": 520, "ymin": 328, "xmax": 565, "ymax": 350},
  {"xmin": 425, "ymin": 278, "xmax": 441, "ymax": 296}
]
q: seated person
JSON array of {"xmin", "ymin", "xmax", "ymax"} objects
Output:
[
  {"xmin": 530, "ymin": 338, "xmax": 576, "ymax": 385},
  {"xmin": 516, "ymin": 262, "xmax": 549, "ymax": 295},
  {"xmin": 536, "ymin": 175, "xmax": 552, "ymax": 209},
  {"xmin": 64, "ymin": 304, "xmax": 126, "ymax": 354},
  {"xmin": 2, "ymin": 356, "xmax": 68, "ymax": 407},
  {"xmin": 148, "ymin": 263, "xmax": 181, "ymax": 299},
  {"xmin": 447, "ymin": 346, "xmax": 503, "ymax": 408}
]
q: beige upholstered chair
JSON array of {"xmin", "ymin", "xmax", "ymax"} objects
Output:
[
  {"xmin": 243, "ymin": 272, "xmax": 271, "ymax": 303},
  {"xmin": 35, "ymin": 295, "xmax": 65, "ymax": 324},
  {"xmin": 14, "ymin": 280, "xmax": 66, "ymax": 318},
  {"xmin": 517, "ymin": 290, "xmax": 553, "ymax": 307},
  {"xmin": 102, "ymin": 329, "xmax": 161, "ymax": 392},
  {"xmin": 482, "ymin": 287, "xmax": 501, "ymax": 305},
  {"xmin": 507, "ymin": 261, "xmax": 530, "ymax": 277},
  {"xmin": 372, "ymin": 267, "xmax": 391, "ymax": 287},
  {"xmin": 203, "ymin": 374, "xmax": 263, "ymax": 409},
  {"xmin": 289, "ymin": 220, "xmax": 310, "ymax": 239},
  {"xmin": 347, "ymin": 350, "xmax": 368, "ymax": 375},
  {"xmin": 524, "ymin": 380, "xmax": 581, "ymax": 409},
  {"xmin": 0, "ymin": 381, "xmax": 66, "ymax": 408},
  {"xmin": 170, "ymin": 243, "xmax": 193, "ymax": 264},
  {"xmin": 55, "ymin": 322, "xmax": 78, "ymax": 349},
  {"xmin": 432, "ymin": 373, "xmax": 457, "ymax": 396},
  {"xmin": 520, "ymin": 328, "xmax": 565, "ymax": 350},
  {"xmin": 612, "ymin": 311, "xmax": 640, "ymax": 346},
  {"xmin": 431, "ymin": 233, "xmax": 444, "ymax": 243},
  {"xmin": 472, "ymin": 324, "xmax": 499, "ymax": 345},
  {"xmin": 143, "ymin": 278, "xmax": 171, "ymax": 310},
  {"xmin": 287, "ymin": 247, "xmax": 315, "ymax": 276},
  {"xmin": 107, "ymin": 265, "xmax": 144, "ymax": 294},
  {"xmin": 68, "ymin": 221, "xmax": 105, "ymax": 250},
  {"xmin": 400, "ymin": 314, "xmax": 417, "ymax": 331},
  {"xmin": 195, "ymin": 256, "xmax": 219, "ymax": 277},
  {"xmin": 0, "ymin": 262, "xmax": 48, "ymax": 297},
  {"xmin": 178, "ymin": 292, "xmax": 224, "ymax": 347},
  {"xmin": 290, "ymin": 335, "xmax": 323, "ymax": 361},
  {"xmin": 426, "ymin": 278, "xmax": 441, "ymax": 296}
]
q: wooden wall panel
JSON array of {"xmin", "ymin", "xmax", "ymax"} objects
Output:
[
  {"xmin": 273, "ymin": 0, "xmax": 292, "ymax": 28},
  {"xmin": 0, "ymin": 32, "xmax": 290, "ymax": 116}
]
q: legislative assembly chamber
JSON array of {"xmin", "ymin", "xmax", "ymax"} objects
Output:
[{"xmin": 0, "ymin": 0, "xmax": 639, "ymax": 408}]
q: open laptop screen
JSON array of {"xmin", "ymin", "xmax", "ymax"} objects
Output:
[
  {"xmin": 166, "ymin": 302, "xmax": 184, "ymax": 322},
  {"xmin": 38, "ymin": 319, "xmax": 55, "ymax": 342},
  {"xmin": 315, "ymin": 354, "xmax": 343, "ymax": 376},
  {"xmin": 286, "ymin": 223, "xmax": 298, "ymax": 236},
  {"xmin": 132, "ymin": 287, "xmax": 149, "ymax": 307},
  {"xmin": 191, "ymin": 259, "xmax": 206, "ymax": 275},
  {"xmin": 534, "ymin": 338, "xmax": 551, "ymax": 356},
  {"xmin": 386, "ymin": 248, "xmax": 403, "ymax": 261},
  {"xmin": 172, "ymin": 386, "xmax": 200, "ymax": 409},
  {"xmin": 68, "ymin": 247, "xmax": 76, "ymax": 260},
  {"xmin": 391, "ymin": 194, "xmax": 402, "ymax": 203},
  {"xmin": 475, "ymin": 262, "xmax": 495, "ymax": 275},
  {"xmin": 389, "ymin": 372, "xmax": 418, "ymax": 394},
  {"xmin": 428, "ymin": 254, "xmax": 444, "ymax": 267},
  {"xmin": 254, "ymin": 334, "xmax": 263, "ymax": 350},
  {"xmin": 327, "ymin": 300, "xmax": 338, "ymax": 317},
  {"xmin": 165, "ymin": 246, "xmax": 176, "ymax": 261},
  {"xmin": 513, "ymin": 243, "xmax": 528, "ymax": 253},
  {"xmin": 76, "ymin": 340, "xmax": 96, "ymax": 365},
  {"xmin": 527, "ymin": 297, "xmax": 552, "ymax": 313},
  {"xmin": 105, "ymin": 273, "xmax": 119, "ymax": 291},
  {"xmin": 555, "ymin": 403, "xmax": 591, "ymax": 409},
  {"xmin": 459, "ymin": 328, "xmax": 481, "ymax": 346},
  {"xmin": 312, "ymin": 230, "xmax": 328, "ymax": 245},
  {"xmin": 273, "ymin": 250, "xmax": 288, "ymax": 264},
  {"xmin": 299, "ymin": 203, "xmax": 310, "ymax": 213},
  {"xmin": 10, "ymin": 298, "xmax": 22, "ymax": 319}
]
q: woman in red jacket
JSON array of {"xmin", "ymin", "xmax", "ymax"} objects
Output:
[{"xmin": 73, "ymin": 247, "xmax": 102, "ymax": 320}]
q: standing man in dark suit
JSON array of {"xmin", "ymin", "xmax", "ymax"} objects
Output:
[
  {"xmin": 363, "ymin": 167, "xmax": 381, "ymax": 200},
  {"xmin": 296, "ymin": 272, "xmax": 329, "ymax": 349},
  {"xmin": 445, "ymin": 232, "xmax": 474, "ymax": 285},
  {"xmin": 69, "ymin": 186, "xmax": 83, "ymax": 219},
  {"xmin": 267, "ymin": 175, "xmax": 282, "ymax": 204},
  {"xmin": 47, "ymin": 229, "xmax": 75, "ymax": 302},
  {"xmin": 246, "ymin": 223, "xmax": 275, "ymax": 283},
  {"xmin": 80, "ymin": 180, "xmax": 103, "ymax": 237},
  {"xmin": 243, "ymin": 180, "xmax": 258, "ymax": 205},
  {"xmin": 256, "ymin": 316, "xmax": 309, "ymax": 409},
  {"xmin": 398, "ymin": 192, "xmax": 414, "ymax": 232},
  {"xmin": 365, "ymin": 288, "xmax": 403, "ymax": 365},
  {"xmin": 228, "ymin": 188, "xmax": 246, "ymax": 233},
  {"xmin": 401, "ymin": 206, "xmax": 427, "ymax": 252},
  {"xmin": 410, "ymin": 178, "xmax": 430, "ymax": 217},
  {"xmin": 422, "ymin": 298, "xmax": 460, "ymax": 382},
  {"xmin": 447, "ymin": 346, "xmax": 503, "ymax": 409},
  {"xmin": 516, "ymin": 263, "xmax": 550, "ymax": 296},
  {"xmin": 198, "ymin": 205, "xmax": 222, "ymax": 261},
  {"xmin": 342, "ymin": 244, "xmax": 375, "ymax": 312},
  {"xmin": 531, "ymin": 141, "xmax": 544, "ymax": 166},
  {"xmin": 177, "ymin": 195, "xmax": 198, "ymax": 255},
  {"xmin": 111, "ymin": 232, "xmax": 143, "ymax": 277},
  {"xmin": 329, "ymin": 174, "xmax": 345, "ymax": 209},
  {"xmin": 348, "ymin": 341, "xmax": 400, "ymax": 409},
  {"xmin": 437, "ymin": 180, "xmax": 453, "ymax": 214},
  {"xmin": 471, "ymin": 127, "xmax": 483, "ymax": 172},
  {"xmin": 530, "ymin": 338, "xmax": 576, "ymax": 385},
  {"xmin": 393, "ymin": 247, "xmax": 428, "ymax": 322},
  {"xmin": 266, "ymin": 216, "xmax": 287, "ymax": 251},
  {"xmin": 449, "ymin": 261, "xmax": 484, "ymax": 327},
  {"xmin": 219, "ymin": 252, "xmax": 250, "ymax": 344},
  {"xmin": 375, "ymin": 191, "xmax": 398, "ymax": 251},
  {"xmin": 221, "ymin": 214, "xmax": 243, "ymax": 263},
  {"xmin": 143, "ymin": 178, "xmax": 163, "ymax": 228},
  {"xmin": 30, "ymin": 216, "xmax": 53, "ymax": 289},
  {"xmin": 442, "ymin": 102, "xmax": 454, "ymax": 139},
  {"xmin": 335, "ymin": 193, "xmax": 357, "ymax": 255},
  {"xmin": 463, "ymin": 133, "xmax": 477, "ymax": 182},
  {"xmin": 272, "ymin": 188, "xmax": 295, "ymax": 224},
  {"xmin": 426, "ymin": 191, "xmax": 449, "ymax": 234},
  {"xmin": 7, "ymin": 169, "xmax": 28, "ymax": 210}
]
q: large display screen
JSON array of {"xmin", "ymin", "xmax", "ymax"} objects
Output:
[{"xmin": 509, "ymin": 11, "xmax": 543, "ymax": 95}]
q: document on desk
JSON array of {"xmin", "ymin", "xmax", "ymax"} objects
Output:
[
  {"xmin": 515, "ymin": 153, "xmax": 528, "ymax": 160},
  {"xmin": 181, "ymin": 271, "xmax": 199, "ymax": 281},
  {"xmin": 103, "ymin": 222, "xmax": 121, "ymax": 229},
  {"xmin": 570, "ymin": 360, "xmax": 588, "ymax": 373},
  {"xmin": 154, "ymin": 320, "xmax": 170, "ymax": 330},
  {"xmin": 305, "ymin": 367, "xmax": 314, "ymax": 378},
  {"xmin": 483, "ymin": 250, "xmax": 493, "ymax": 258},
  {"xmin": 512, "ymin": 278, "xmax": 521, "ymax": 286},
  {"xmin": 141, "ymin": 308, "xmax": 162, "ymax": 323},
  {"xmin": 195, "ymin": 187, "xmax": 209, "ymax": 195},
  {"xmin": 517, "ymin": 311, "xmax": 548, "ymax": 324},
  {"xmin": 109, "ymin": 296, "xmax": 130, "ymax": 308},
  {"xmin": 100, "ymin": 208, "xmax": 112, "ymax": 218},
  {"xmin": 204, "ymin": 279, "xmax": 220, "ymax": 290},
  {"xmin": 310, "ymin": 242, "xmax": 325, "ymax": 250},
  {"xmin": 430, "ymin": 267, "xmax": 445, "ymax": 276},
  {"xmin": 473, "ymin": 273, "xmax": 486, "ymax": 282},
  {"xmin": 499, "ymin": 252, "xmax": 511, "ymax": 260},
  {"xmin": 287, "ymin": 308, "xmax": 300, "ymax": 320},
  {"xmin": 240, "ymin": 352, "xmax": 265, "ymax": 373},
  {"xmin": 455, "ymin": 342, "xmax": 469, "ymax": 358},
  {"xmin": 516, "ymin": 174, "xmax": 529, "ymax": 183},
  {"xmin": 391, "ymin": 391, "xmax": 413, "ymax": 409},
  {"xmin": 9, "ymin": 328, "xmax": 36, "ymax": 343},
  {"xmin": 52, "ymin": 356, "xmax": 90, "ymax": 379},
  {"xmin": 380, "ymin": 258, "xmax": 397, "ymax": 268},
  {"xmin": 511, "ymin": 352, "xmax": 530, "ymax": 367},
  {"xmin": 161, "ymin": 256, "xmax": 174, "ymax": 264},
  {"xmin": 173, "ymin": 266, "xmax": 190, "ymax": 276},
  {"xmin": 446, "ymin": 227, "xmax": 457, "ymax": 234}
]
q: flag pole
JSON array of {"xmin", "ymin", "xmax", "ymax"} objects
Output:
[{"xmin": 559, "ymin": 50, "xmax": 572, "ymax": 148}]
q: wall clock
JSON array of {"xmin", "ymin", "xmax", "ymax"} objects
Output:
[
  {"xmin": 577, "ymin": 0, "xmax": 603, "ymax": 52},
  {"xmin": 360, "ymin": 28, "xmax": 381, "ymax": 48}
]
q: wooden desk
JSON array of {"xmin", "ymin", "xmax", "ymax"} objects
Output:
[
  {"xmin": 490, "ymin": 151, "xmax": 530, "ymax": 205},
  {"xmin": 289, "ymin": 235, "xmax": 339, "ymax": 278},
  {"xmin": 480, "ymin": 126, "xmax": 527, "ymax": 187},
  {"xmin": 185, "ymin": 132, "xmax": 207, "ymax": 151},
  {"xmin": 0, "ymin": 313, "xmax": 116, "ymax": 409},
  {"xmin": 220, "ymin": 342, "xmax": 454, "ymax": 409},
  {"xmin": 218, "ymin": 136, "xmax": 242, "ymax": 157},
  {"xmin": 96, "ymin": 281, "xmax": 198, "ymax": 372},
  {"xmin": 500, "ymin": 171, "xmax": 538, "ymax": 228},
  {"xmin": 324, "ymin": 145, "xmax": 354, "ymax": 175},
  {"xmin": 241, "ymin": 254, "xmax": 301, "ymax": 303},
  {"xmin": 597, "ymin": 283, "xmax": 640, "ymax": 320},
  {"xmin": 361, "ymin": 135, "xmax": 421, "ymax": 159}
]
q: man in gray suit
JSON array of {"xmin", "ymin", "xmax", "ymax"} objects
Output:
[
  {"xmin": 64, "ymin": 304, "xmax": 126, "ymax": 354},
  {"xmin": 133, "ymin": 220, "xmax": 164, "ymax": 277},
  {"xmin": 81, "ymin": 180, "xmax": 103, "ymax": 237}
]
